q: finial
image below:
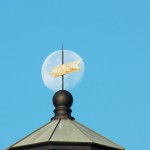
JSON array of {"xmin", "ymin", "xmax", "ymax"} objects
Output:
[{"xmin": 51, "ymin": 90, "xmax": 74, "ymax": 120}]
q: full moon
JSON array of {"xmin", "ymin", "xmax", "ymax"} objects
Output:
[{"xmin": 41, "ymin": 50, "xmax": 85, "ymax": 91}]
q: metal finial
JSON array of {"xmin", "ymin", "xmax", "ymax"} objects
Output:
[{"xmin": 51, "ymin": 90, "xmax": 75, "ymax": 120}]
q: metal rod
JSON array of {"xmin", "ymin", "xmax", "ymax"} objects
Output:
[{"xmin": 62, "ymin": 44, "xmax": 64, "ymax": 90}]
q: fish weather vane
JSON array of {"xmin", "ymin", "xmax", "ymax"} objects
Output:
[{"xmin": 41, "ymin": 46, "xmax": 84, "ymax": 91}]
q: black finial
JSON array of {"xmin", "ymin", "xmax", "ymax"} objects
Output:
[{"xmin": 51, "ymin": 90, "xmax": 75, "ymax": 120}]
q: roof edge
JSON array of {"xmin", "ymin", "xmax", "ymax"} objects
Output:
[{"xmin": 6, "ymin": 141, "xmax": 125, "ymax": 150}]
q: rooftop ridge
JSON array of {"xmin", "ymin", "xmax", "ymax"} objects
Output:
[{"xmin": 48, "ymin": 118, "xmax": 61, "ymax": 140}]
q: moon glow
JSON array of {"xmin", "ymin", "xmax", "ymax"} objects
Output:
[{"xmin": 41, "ymin": 50, "xmax": 85, "ymax": 91}]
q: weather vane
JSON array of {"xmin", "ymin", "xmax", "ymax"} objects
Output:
[{"xmin": 41, "ymin": 46, "xmax": 84, "ymax": 91}]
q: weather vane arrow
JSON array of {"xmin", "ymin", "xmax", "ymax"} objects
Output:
[{"xmin": 50, "ymin": 45, "xmax": 81, "ymax": 90}]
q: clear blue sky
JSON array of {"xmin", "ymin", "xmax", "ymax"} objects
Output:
[{"xmin": 0, "ymin": 1, "xmax": 150, "ymax": 150}]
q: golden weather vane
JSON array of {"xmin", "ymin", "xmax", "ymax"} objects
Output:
[{"xmin": 50, "ymin": 45, "xmax": 81, "ymax": 90}]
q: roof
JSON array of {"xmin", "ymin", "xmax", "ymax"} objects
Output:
[{"xmin": 8, "ymin": 119, "xmax": 124, "ymax": 150}]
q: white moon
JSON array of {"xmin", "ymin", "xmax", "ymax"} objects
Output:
[{"xmin": 41, "ymin": 50, "xmax": 85, "ymax": 91}]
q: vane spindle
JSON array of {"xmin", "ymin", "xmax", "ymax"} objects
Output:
[{"xmin": 62, "ymin": 45, "xmax": 64, "ymax": 90}]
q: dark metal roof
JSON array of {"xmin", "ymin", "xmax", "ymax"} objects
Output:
[{"xmin": 8, "ymin": 119, "xmax": 124, "ymax": 150}]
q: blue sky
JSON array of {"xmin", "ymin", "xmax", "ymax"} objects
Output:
[{"xmin": 0, "ymin": 1, "xmax": 150, "ymax": 150}]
